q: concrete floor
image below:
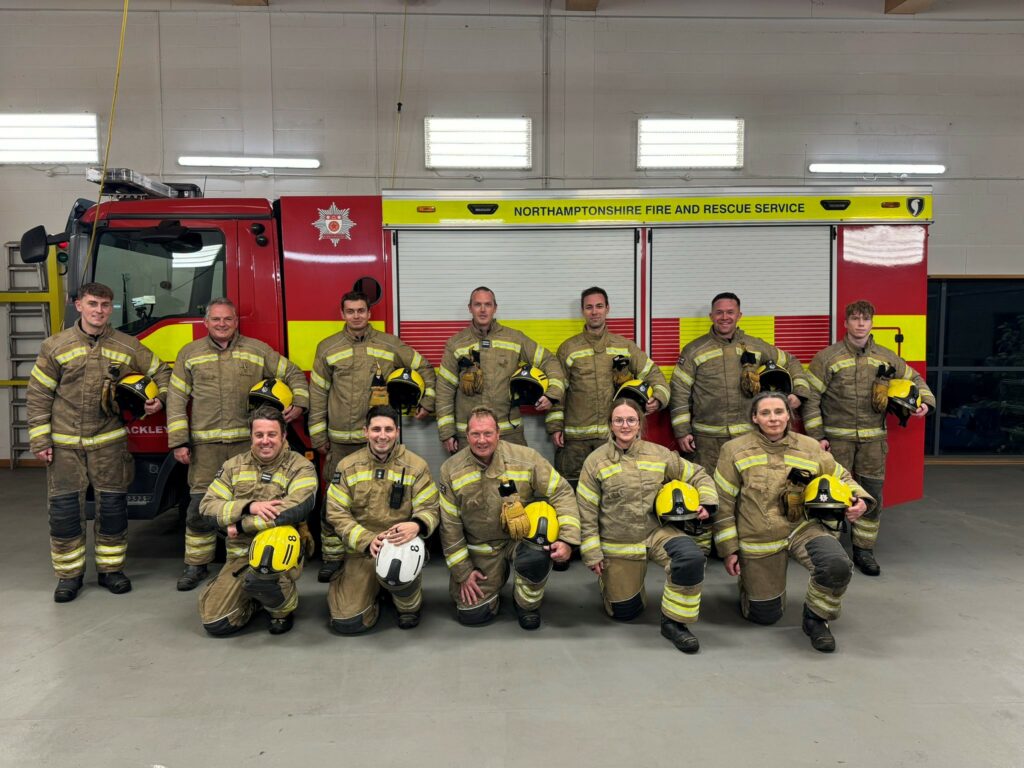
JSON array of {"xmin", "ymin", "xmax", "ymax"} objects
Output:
[{"xmin": 0, "ymin": 467, "xmax": 1021, "ymax": 767}]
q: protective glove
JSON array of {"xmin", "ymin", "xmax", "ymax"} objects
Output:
[
  {"xmin": 368, "ymin": 365, "xmax": 390, "ymax": 408},
  {"xmin": 611, "ymin": 354, "xmax": 632, "ymax": 389},
  {"xmin": 458, "ymin": 351, "xmax": 484, "ymax": 396},
  {"xmin": 498, "ymin": 477, "xmax": 530, "ymax": 539},
  {"xmin": 739, "ymin": 349, "xmax": 760, "ymax": 398},
  {"xmin": 871, "ymin": 364, "xmax": 894, "ymax": 413}
]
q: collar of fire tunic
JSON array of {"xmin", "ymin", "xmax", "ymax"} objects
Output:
[
  {"xmin": 607, "ymin": 435, "xmax": 646, "ymax": 460},
  {"xmin": 75, "ymin": 319, "xmax": 112, "ymax": 345},
  {"xmin": 754, "ymin": 428, "xmax": 795, "ymax": 451},
  {"xmin": 583, "ymin": 324, "xmax": 608, "ymax": 345},
  {"xmin": 709, "ymin": 325, "xmax": 747, "ymax": 346},
  {"xmin": 470, "ymin": 319, "xmax": 502, "ymax": 339},
  {"xmin": 249, "ymin": 444, "xmax": 290, "ymax": 469},
  {"xmin": 469, "ymin": 439, "xmax": 514, "ymax": 479},
  {"xmin": 368, "ymin": 443, "xmax": 401, "ymax": 465},
  {"xmin": 343, "ymin": 323, "xmax": 375, "ymax": 344},
  {"xmin": 842, "ymin": 333, "xmax": 875, "ymax": 356},
  {"xmin": 204, "ymin": 330, "xmax": 241, "ymax": 352}
]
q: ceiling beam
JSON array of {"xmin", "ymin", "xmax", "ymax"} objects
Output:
[
  {"xmin": 565, "ymin": 0, "xmax": 599, "ymax": 11},
  {"xmin": 233, "ymin": 0, "xmax": 269, "ymax": 6},
  {"xmin": 885, "ymin": 0, "xmax": 934, "ymax": 13}
]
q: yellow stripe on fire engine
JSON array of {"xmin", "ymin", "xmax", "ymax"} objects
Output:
[
  {"xmin": 382, "ymin": 193, "xmax": 933, "ymax": 227},
  {"xmin": 871, "ymin": 314, "xmax": 926, "ymax": 362},
  {"xmin": 286, "ymin": 320, "xmax": 385, "ymax": 371},
  {"xmin": 499, "ymin": 319, "xmax": 584, "ymax": 357},
  {"xmin": 139, "ymin": 323, "xmax": 197, "ymax": 364}
]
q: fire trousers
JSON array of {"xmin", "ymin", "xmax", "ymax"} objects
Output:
[
  {"xmin": 738, "ymin": 523, "xmax": 853, "ymax": 624},
  {"xmin": 448, "ymin": 540, "xmax": 553, "ymax": 625},
  {"xmin": 828, "ymin": 439, "xmax": 886, "ymax": 550},
  {"xmin": 199, "ymin": 555, "xmax": 302, "ymax": 635},
  {"xmin": 327, "ymin": 553, "xmax": 423, "ymax": 634},
  {"xmin": 183, "ymin": 441, "xmax": 248, "ymax": 566},
  {"xmin": 47, "ymin": 443, "xmax": 133, "ymax": 578},
  {"xmin": 319, "ymin": 442, "xmax": 365, "ymax": 564},
  {"xmin": 598, "ymin": 527, "xmax": 705, "ymax": 625}
]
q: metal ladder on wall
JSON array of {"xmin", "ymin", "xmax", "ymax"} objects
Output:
[{"xmin": 2, "ymin": 242, "xmax": 60, "ymax": 469}]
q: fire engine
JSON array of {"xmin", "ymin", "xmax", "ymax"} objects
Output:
[{"xmin": 21, "ymin": 169, "xmax": 932, "ymax": 519}]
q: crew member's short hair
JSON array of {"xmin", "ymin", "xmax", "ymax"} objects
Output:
[
  {"xmin": 249, "ymin": 404, "xmax": 287, "ymax": 432},
  {"xmin": 205, "ymin": 297, "xmax": 236, "ymax": 319},
  {"xmin": 365, "ymin": 404, "xmax": 400, "ymax": 427},
  {"xmin": 711, "ymin": 292, "xmax": 741, "ymax": 309},
  {"xmin": 341, "ymin": 291, "xmax": 370, "ymax": 309},
  {"xmin": 78, "ymin": 282, "xmax": 114, "ymax": 301},
  {"xmin": 845, "ymin": 300, "xmax": 876, "ymax": 319},
  {"xmin": 581, "ymin": 286, "xmax": 609, "ymax": 307},
  {"xmin": 469, "ymin": 287, "xmax": 496, "ymax": 304}
]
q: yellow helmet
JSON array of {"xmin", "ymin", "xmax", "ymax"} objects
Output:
[
  {"xmin": 115, "ymin": 373, "xmax": 159, "ymax": 419},
  {"xmin": 756, "ymin": 360, "xmax": 792, "ymax": 395},
  {"xmin": 886, "ymin": 379, "xmax": 921, "ymax": 427},
  {"xmin": 509, "ymin": 364, "xmax": 549, "ymax": 406},
  {"xmin": 248, "ymin": 525, "xmax": 303, "ymax": 573},
  {"xmin": 249, "ymin": 378, "xmax": 293, "ymax": 411},
  {"xmin": 803, "ymin": 475, "xmax": 853, "ymax": 530},
  {"xmin": 656, "ymin": 480, "xmax": 709, "ymax": 535},
  {"xmin": 386, "ymin": 367, "xmax": 425, "ymax": 412},
  {"xmin": 523, "ymin": 501, "xmax": 560, "ymax": 547},
  {"xmin": 614, "ymin": 379, "xmax": 653, "ymax": 408}
]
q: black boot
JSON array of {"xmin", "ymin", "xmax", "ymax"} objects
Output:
[
  {"xmin": 660, "ymin": 616, "xmax": 700, "ymax": 654},
  {"xmin": 318, "ymin": 560, "xmax": 342, "ymax": 583},
  {"xmin": 853, "ymin": 547, "xmax": 881, "ymax": 576},
  {"xmin": 515, "ymin": 603, "xmax": 542, "ymax": 631},
  {"xmin": 98, "ymin": 571, "xmax": 132, "ymax": 594},
  {"xmin": 802, "ymin": 605, "xmax": 836, "ymax": 653},
  {"xmin": 268, "ymin": 614, "xmax": 294, "ymax": 635},
  {"xmin": 176, "ymin": 564, "xmax": 209, "ymax": 591},
  {"xmin": 54, "ymin": 575, "xmax": 84, "ymax": 603},
  {"xmin": 397, "ymin": 611, "xmax": 421, "ymax": 630}
]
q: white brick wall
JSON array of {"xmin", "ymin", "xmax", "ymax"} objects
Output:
[{"xmin": 1, "ymin": 2, "xmax": 1023, "ymax": 455}]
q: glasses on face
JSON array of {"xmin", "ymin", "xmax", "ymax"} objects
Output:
[{"xmin": 612, "ymin": 417, "xmax": 639, "ymax": 426}]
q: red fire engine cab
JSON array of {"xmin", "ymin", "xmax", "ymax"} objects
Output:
[{"xmin": 21, "ymin": 169, "xmax": 932, "ymax": 519}]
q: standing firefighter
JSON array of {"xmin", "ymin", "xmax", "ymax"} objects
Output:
[
  {"xmin": 309, "ymin": 290, "xmax": 436, "ymax": 582},
  {"xmin": 167, "ymin": 298, "xmax": 308, "ymax": 592},
  {"xmin": 435, "ymin": 287, "xmax": 564, "ymax": 454},
  {"xmin": 670, "ymin": 292, "xmax": 809, "ymax": 475},
  {"xmin": 577, "ymin": 398, "xmax": 717, "ymax": 653},
  {"xmin": 27, "ymin": 282, "xmax": 171, "ymax": 602},
  {"xmin": 197, "ymin": 405, "xmax": 318, "ymax": 636},
  {"xmin": 713, "ymin": 392, "xmax": 874, "ymax": 652},
  {"xmin": 550, "ymin": 286, "xmax": 670, "ymax": 485},
  {"xmin": 325, "ymin": 405, "xmax": 440, "ymax": 633},
  {"xmin": 439, "ymin": 407, "xmax": 580, "ymax": 629},
  {"xmin": 803, "ymin": 299, "xmax": 934, "ymax": 576}
]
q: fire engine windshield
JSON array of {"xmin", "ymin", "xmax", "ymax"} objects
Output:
[{"xmin": 93, "ymin": 228, "xmax": 226, "ymax": 334}]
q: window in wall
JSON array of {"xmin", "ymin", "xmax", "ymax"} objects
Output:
[
  {"xmin": 637, "ymin": 118, "xmax": 744, "ymax": 170},
  {"xmin": 0, "ymin": 113, "xmax": 98, "ymax": 164},
  {"xmin": 424, "ymin": 117, "xmax": 532, "ymax": 170},
  {"xmin": 926, "ymin": 278, "xmax": 1024, "ymax": 455}
]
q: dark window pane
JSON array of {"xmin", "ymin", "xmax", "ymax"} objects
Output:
[
  {"xmin": 926, "ymin": 280, "xmax": 940, "ymax": 368},
  {"xmin": 936, "ymin": 371, "xmax": 1024, "ymax": 455},
  {"xmin": 942, "ymin": 280, "xmax": 1024, "ymax": 367},
  {"xmin": 925, "ymin": 370, "xmax": 938, "ymax": 455}
]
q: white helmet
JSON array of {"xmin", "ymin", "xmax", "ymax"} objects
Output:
[{"xmin": 375, "ymin": 536, "xmax": 426, "ymax": 588}]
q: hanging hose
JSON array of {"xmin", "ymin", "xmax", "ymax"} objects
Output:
[{"xmin": 81, "ymin": 0, "xmax": 131, "ymax": 286}]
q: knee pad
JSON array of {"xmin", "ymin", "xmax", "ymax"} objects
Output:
[
  {"xmin": 49, "ymin": 494, "xmax": 82, "ymax": 538},
  {"xmin": 242, "ymin": 571, "xmax": 287, "ymax": 610},
  {"xmin": 331, "ymin": 615, "xmax": 370, "ymax": 635},
  {"xmin": 96, "ymin": 492, "xmax": 128, "ymax": 536},
  {"xmin": 664, "ymin": 536, "xmax": 706, "ymax": 586},
  {"xmin": 806, "ymin": 538, "xmax": 853, "ymax": 589},
  {"xmin": 513, "ymin": 542, "xmax": 552, "ymax": 584},
  {"xmin": 745, "ymin": 596, "xmax": 784, "ymax": 625},
  {"xmin": 203, "ymin": 617, "xmax": 241, "ymax": 637},
  {"xmin": 609, "ymin": 592, "xmax": 645, "ymax": 622},
  {"xmin": 185, "ymin": 494, "xmax": 213, "ymax": 530},
  {"xmin": 457, "ymin": 603, "xmax": 495, "ymax": 626}
]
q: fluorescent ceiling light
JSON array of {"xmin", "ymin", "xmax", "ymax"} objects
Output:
[
  {"xmin": 425, "ymin": 117, "xmax": 532, "ymax": 170},
  {"xmin": 0, "ymin": 113, "xmax": 98, "ymax": 164},
  {"xmin": 172, "ymin": 244, "xmax": 222, "ymax": 269},
  {"xmin": 637, "ymin": 118, "xmax": 744, "ymax": 170},
  {"xmin": 808, "ymin": 163, "xmax": 946, "ymax": 175},
  {"xmin": 177, "ymin": 156, "xmax": 320, "ymax": 169}
]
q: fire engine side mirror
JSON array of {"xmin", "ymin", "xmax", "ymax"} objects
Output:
[{"xmin": 20, "ymin": 225, "xmax": 66, "ymax": 264}]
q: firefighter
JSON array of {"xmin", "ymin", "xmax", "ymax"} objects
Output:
[
  {"xmin": 26, "ymin": 282, "xmax": 171, "ymax": 602},
  {"xmin": 197, "ymin": 405, "xmax": 317, "ymax": 635},
  {"xmin": 712, "ymin": 391, "xmax": 874, "ymax": 652},
  {"xmin": 439, "ymin": 407, "xmax": 580, "ymax": 629},
  {"xmin": 309, "ymin": 290, "xmax": 436, "ymax": 583},
  {"xmin": 577, "ymin": 398, "xmax": 717, "ymax": 653},
  {"xmin": 435, "ymin": 287, "xmax": 565, "ymax": 454},
  {"xmin": 550, "ymin": 286, "xmax": 670, "ymax": 486},
  {"xmin": 324, "ymin": 405, "xmax": 439, "ymax": 633},
  {"xmin": 167, "ymin": 297, "xmax": 309, "ymax": 592},
  {"xmin": 803, "ymin": 299, "xmax": 934, "ymax": 576},
  {"xmin": 670, "ymin": 292, "xmax": 809, "ymax": 476}
]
